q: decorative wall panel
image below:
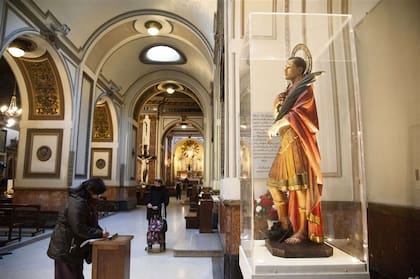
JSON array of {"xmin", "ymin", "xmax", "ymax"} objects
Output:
[
  {"xmin": 23, "ymin": 129, "xmax": 63, "ymax": 178},
  {"xmin": 16, "ymin": 53, "xmax": 64, "ymax": 120},
  {"xmin": 92, "ymin": 102, "xmax": 113, "ymax": 142},
  {"xmin": 91, "ymin": 148, "xmax": 112, "ymax": 179}
]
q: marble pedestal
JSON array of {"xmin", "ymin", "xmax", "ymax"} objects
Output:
[{"xmin": 239, "ymin": 240, "xmax": 369, "ymax": 279}]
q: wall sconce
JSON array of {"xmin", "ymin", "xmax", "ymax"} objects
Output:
[
  {"xmin": 145, "ymin": 20, "xmax": 162, "ymax": 36},
  {"xmin": 7, "ymin": 38, "xmax": 37, "ymax": 58}
]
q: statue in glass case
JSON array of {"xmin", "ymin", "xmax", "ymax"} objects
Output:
[{"xmin": 266, "ymin": 44, "xmax": 326, "ymax": 250}]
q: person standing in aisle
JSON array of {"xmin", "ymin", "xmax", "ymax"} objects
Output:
[
  {"xmin": 146, "ymin": 178, "xmax": 170, "ymax": 223},
  {"xmin": 175, "ymin": 181, "xmax": 182, "ymax": 200}
]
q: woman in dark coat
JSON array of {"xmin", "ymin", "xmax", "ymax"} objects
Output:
[
  {"xmin": 47, "ymin": 178, "xmax": 109, "ymax": 279},
  {"xmin": 146, "ymin": 178, "xmax": 169, "ymax": 222}
]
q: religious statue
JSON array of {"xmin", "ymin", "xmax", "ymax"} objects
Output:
[
  {"xmin": 138, "ymin": 144, "xmax": 156, "ymax": 184},
  {"xmin": 264, "ymin": 44, "xmax": 331, "ymax": 257}
]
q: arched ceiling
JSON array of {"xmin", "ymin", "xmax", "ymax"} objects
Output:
[
  {"xmin": 31, "ymin": 0, "xmax": 217, "ymax": 51},
  {"xmin": 94, "ymin": 18, "xmax": 214, "ymax": 97},
  {"xmin": 29, "ymin": 1, "xmax": 216, "ymax": 88},
  {"xmin": 25, "ymin": 0, "xmax": 217, "ymax": 124}
]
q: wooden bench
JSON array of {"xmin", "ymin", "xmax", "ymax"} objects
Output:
[
  {"xmin": 0, "ymin": 204, "xmax": 44, "ymax": 238},
  {"xmin": 0, "ymin": 206, "xmax": 23, "ymax": 246}
]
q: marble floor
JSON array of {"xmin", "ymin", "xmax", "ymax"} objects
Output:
[{"xmin": 0, "ymin": 197, "xmax": 224, "ymax": 279}]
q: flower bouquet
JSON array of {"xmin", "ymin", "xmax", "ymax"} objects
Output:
[{"xmin": 255, "ymin": 192, "xmax": 278, "ymax": 221}]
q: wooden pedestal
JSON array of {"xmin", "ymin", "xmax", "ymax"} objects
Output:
[
  {"xmin": 92, "ymin": 235, "xmax": 134, "ymax": 279},
  {"xmin": 199, "ymin": 199, "xmax": 213, "ymax": 233}
]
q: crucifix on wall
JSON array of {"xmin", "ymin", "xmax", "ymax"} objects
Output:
[
  {"xmin": 138, "ymin": 144, "xmax": 156, "ymax": 184},
  {"xmin": 138, "ymin": 115, "xmax": 155, "ymax": 184}
]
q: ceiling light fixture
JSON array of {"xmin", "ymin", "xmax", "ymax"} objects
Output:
[
  {"xmin": 145, "ymin": 20, "xmax": 162, "ymax": 36},
  {"xmin": 140, "ymin": 45, "xmax": 186, "ymax": 64},
  {"xmin": 166, "ymin": 87, "xmax": 175, "ymax": 94},
  {"xmin": 157, "ymin": 81, "xmax": 184, "ymax": 94},
  {"xmin": 1, "ymin": 80, "xmax": 22, "ymax": 128},
  {"xmin": 164, "ymin": 83, "xmax": 177, "ymax": 94},
  {"xmin": 180, "ymin": 115, "xmax": 188, "ymax": 129},
  {"xmin": 7, "ymin": 38, "xmax": 37, "ymax": 58}
]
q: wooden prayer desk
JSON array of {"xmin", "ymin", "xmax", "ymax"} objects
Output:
[{"xmin": 91, "ymin": 235, "xmax": 134, "ymax": 279}]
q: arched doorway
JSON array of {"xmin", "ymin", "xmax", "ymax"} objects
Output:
[
  {"xmin": 0, "ymin": 57, "xmax": 20, "ymax": 197},
  {"xmin": 134, "ymin": 81, "xmax": 204, "ymax": 188},
  {"xmin": 172, "ymin": 137, "xmax": 204, "ymax": 183},
  {"xmin": 0, "ymin": 34, "xmax": 73, "ymax": 208}
]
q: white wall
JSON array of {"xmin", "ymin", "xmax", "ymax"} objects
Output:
[{"xmin": 355, "ymin": 0, "xmax": 420, "ymax": 206}]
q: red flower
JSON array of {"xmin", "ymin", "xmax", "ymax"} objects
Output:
[
  {"xmin": 255, "ymin": 192, "xmax": 278, "ymax": 220},
  {"xmin": 260, "ymin": 197, "xmax": 273, "ymax": 207}
]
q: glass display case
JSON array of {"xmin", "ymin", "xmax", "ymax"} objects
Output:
[{"xmin": 239, "ymin": 13, "xmax": 369, "ymax": 278}]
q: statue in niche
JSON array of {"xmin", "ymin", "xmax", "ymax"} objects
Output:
[{"xmin": 264, "ymin": 44, "xmax": 332, "ymax": 257}]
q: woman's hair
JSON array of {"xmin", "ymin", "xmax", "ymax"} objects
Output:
[
  {"xmin": 289, "ymin": 56, "xmax": 306, "ymax": 75},
  {"xmin": 82, "ymin": 178, "xmax": 106, "ymax": 195}
]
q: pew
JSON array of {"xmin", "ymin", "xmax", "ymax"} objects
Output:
[
  {"xmin": 0, "ymin": 206, "xmax": 22, "ymax": 246},
  {"xmin": 184, "ymin": 189, "xmax": 215, "ymax": 232},
  {"xmin": 0, "ymin": 204, "xmax": 44, "ymax": 241}
]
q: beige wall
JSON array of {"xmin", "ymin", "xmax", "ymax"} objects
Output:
[{"xmin": 355, "ymin": 0, "xmax": 420, "ymax": 206}]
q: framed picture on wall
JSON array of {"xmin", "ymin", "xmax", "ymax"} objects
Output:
[
  {"xmin": 0, "ymin": 130, "xmax": 7, "ymax": 153},
  {"xmin": 23, "ymin": 129, "xmax": 63, "ymax": 178},
  {"xmin": 91, "ymin": 148, "xmax": 112, "ymax": 179}
]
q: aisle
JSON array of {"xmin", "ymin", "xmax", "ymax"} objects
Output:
[{"xmin": 0, "ymin": 198, "xmax": 222, "ymax": 279}]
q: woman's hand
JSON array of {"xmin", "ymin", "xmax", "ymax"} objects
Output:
[{"xmin": 102, "ymin": 228, "xmax": 109, "ymax": 238}]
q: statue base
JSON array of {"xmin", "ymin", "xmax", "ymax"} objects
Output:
[{"xmin": 265, "ymin": 239, "xmax": 333, "ymax": 258}]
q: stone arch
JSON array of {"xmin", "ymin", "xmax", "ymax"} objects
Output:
[
  {"xmin": 119, "ymin": 70, "xmax": 212, "ymax": 186},
  {"xmin": 0, "ymin": 32, "xmax": 74, "ymax": 209},
  {"xmin": 3, "ymin": 35, "xmax": 73, "ymax": 190},
  {"xmin": 81, "ymin": 10, "xmax": 213, "ymax": 75}
]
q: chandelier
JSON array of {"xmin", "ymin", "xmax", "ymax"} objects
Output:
[{"xmin": 0, "ymin": 81, "xmax": 22, "ymax": 127}]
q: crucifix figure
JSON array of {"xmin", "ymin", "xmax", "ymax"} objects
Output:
[{"xmin": 138, "ymin": 144, "xmax": 156, "ymax": 184}]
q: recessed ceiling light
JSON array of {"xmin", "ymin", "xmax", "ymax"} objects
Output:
[
  {"xmin": 166, "ymin": 87, "xmax": 175, "ymax": 94},
  {"xmin": 7, "ymin": 38, "xmax": 37, "ymax": 58},
  {"xmin": 144, "ymin": 20, "xmax": 162, "ymax": 36},
  {"xmin": 157, "ymin": 81, "xmax": 184, "ymax": 94}
]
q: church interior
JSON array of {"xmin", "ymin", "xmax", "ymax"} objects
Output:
[{"xmin": 0, "ymin": 1, "xmax": 419, "ymax": 279}]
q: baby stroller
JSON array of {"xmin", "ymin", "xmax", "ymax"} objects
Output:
[{"xmin": 146, "ymin": 205, "xmax": 167, "ymax": 252}]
